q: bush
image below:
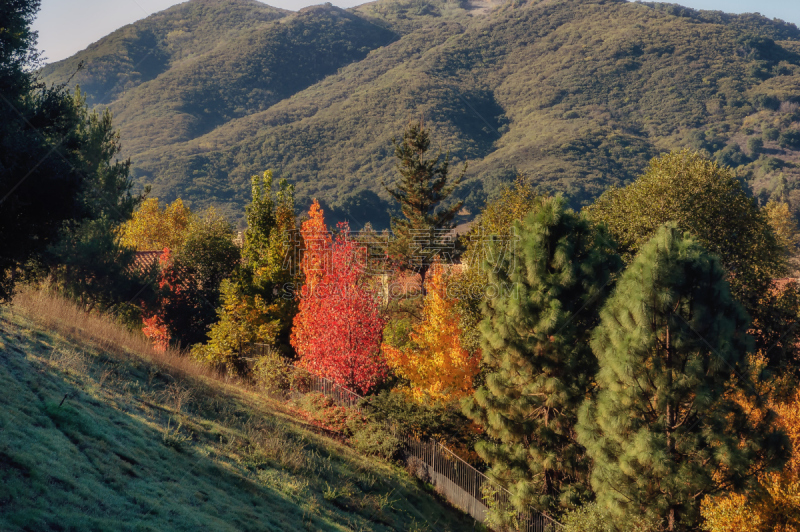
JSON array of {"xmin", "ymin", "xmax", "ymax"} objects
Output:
[
  {"xmin": 747, "ymin": 136, "xmax": 764, "ymax": 156},
  {"xmin": 561, "ymin": 502, "xmax": 660, "ymax": 532},
  {"xmin": 779, "ymin": 129, "xmax": 800, "ymax": 150},
  {"xmin": 761, "ymin": 156, "xmax": 784, "ymax": 173},
  {"xmin": 298, "ymin": 392, "xmax": 365, "ymax": 434},
  {"xmin": 763, "ymin": 126, "xmax": 780, "ymax": 142},
  {"xmin": 715, "ymin": 144, "xmax": 748, "ymax": 167},
  {"xmin": 252, "ymin": 348, "xmax": 292, "ymax": 395},
  {"xmin": 296, "ymin": 392, "xmax": 401, "ymax": 459},
  {"xmin": 350, "ymin": 423, "xmax": 401, "ymax": 459},
  {"xmin": 561, "ymin": 503, "xmax": 614, "ymax": 532},
  {"xmin": 360, "ymin": 390, "xmax": 475, "ymax": 448}
]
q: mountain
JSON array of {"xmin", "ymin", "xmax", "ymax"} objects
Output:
[{"xmin": 39, "ymin": 0, "xmax": 800, "ymax": 227}]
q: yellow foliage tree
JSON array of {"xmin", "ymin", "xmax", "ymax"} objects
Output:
[
  {"xmin": 118, "ymin": 197, "xmax": 193, "ymax": 251},
  {"xmin": 702, "ymin": 386, "xmax": 800, "ymax": 532},
  {"xmin": 765, "ymin": 200, "xmax": 800, "ymax": 276},
  {"xmin": 191, "ymin": 279, "xmax": 280, "ymax": 375},
  {"xmin": 382, "ymin": 263, "xmax": 480, "ymax": 403}
]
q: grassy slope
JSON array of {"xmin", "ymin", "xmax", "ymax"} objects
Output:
[
  {"xmin": 0, "ymin": 291, "xmax": 476, "ymax": 532},
  {"xmin": 39, "ymin": 0, "xmax": 800, "ymax": 224}
]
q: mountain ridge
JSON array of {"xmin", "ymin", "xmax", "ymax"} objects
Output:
[{"xmin": 39, "ymin": 0, "xmax": 800, "ymax": 226}]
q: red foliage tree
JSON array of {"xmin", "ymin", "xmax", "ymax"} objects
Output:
[
  {"xmin": 141, "ymin": 248, "xmax": 200, "ymax": 350},
  {"xmin": 291, "ymin": 202, "xmax": 387, "ymax": 393}
]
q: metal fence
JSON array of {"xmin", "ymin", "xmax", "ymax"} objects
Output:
[
  {"xmin": 302, "ymin": 370, "xmax": 363, "ymax": 410},
  {"xmin": 292, "ymin": 367, "xmax": 561, "ymax": 531}
]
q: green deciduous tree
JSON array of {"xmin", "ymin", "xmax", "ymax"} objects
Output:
[
  {"xmin": 118, "ymin": 197, "xmax": 193, "ymax": 251},
  {"xmin": 586, "ymin": 149, "xmax": 797, "ymax": 370},
  {"xmin": 241, "ymin": 170, "xmax": 298, "ymax": 350},
  {"xmin": 193, "ymin": 171, "xmax": 298, "ymax": 373},
  {"xmin": 463, "ymin": 196, "xmax": 621, "ymax": 518},
  {"xmin": 576, "ymin": 224, "xmax": 788, "ymax": 531},
  {"xmin": 155, "ymin": 207, "xmax": 241, "ymax": 347},
  {"xmin": 244, "ymin": 170, "xmax": 298, "ymax": 288},
  {"xmin": 192, "ymin": 278, "xmax": 280, "ymax": 375}
]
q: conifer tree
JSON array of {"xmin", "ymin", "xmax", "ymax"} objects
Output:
[
  {"xmin": 576, "ymin": 224, "xmax": 788, "ymax": 531},
  {"xmin": 463, "ymin": 196, "xmax": 620, "ymax": 517},
  {"xmin": 386, "ymin": 121, "xmax": 466, "ymax": 278},
  {"xmin": 586, "ymin": 150, "xmax": 796, "ymax": 370}
]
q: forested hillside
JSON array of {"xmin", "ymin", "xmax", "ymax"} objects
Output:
[{"xmin": 40, "ymin": 0, "xmax": 800, "ymax": 225}]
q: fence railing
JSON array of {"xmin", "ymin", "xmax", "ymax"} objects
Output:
[{"xmin": 290, "ymin": 366, "xmax": 561, "ymax": 531}]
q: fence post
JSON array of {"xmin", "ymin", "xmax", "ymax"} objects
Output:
[{"xmin": 432, "ymin": 442, "xmax": 436, "ymax": 483}]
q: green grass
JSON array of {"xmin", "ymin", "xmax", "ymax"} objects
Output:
[{"xmin": 0, "ymin": 295, "xmax": 477, "ymax": 531}]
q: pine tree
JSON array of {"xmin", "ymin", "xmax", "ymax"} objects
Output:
[
  {"xmin": 585, "ymin": 150, "xmax": 796, "ymax": 370},
  {"xmin": 386, "ymin": 121, "xmax": 466, "ymax": 279},
  {"xmin": 576, "ymin": 224, "xmax": 788, "ymax": 531},
  {"xmin": 463, "ymin": 196, "xmax": 620, "ymax": 517}
]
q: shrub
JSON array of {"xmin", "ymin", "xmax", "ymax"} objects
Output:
[
  {"xmin": 360, "ymin": 390, "xmax": 475, "ymax": 449},
  {"xmin": 763, "ymin": 126, "xmax": 780, "ymax": 142},
  {"xmin": 561, "ymin": 502, "xmax": 660, "ymax": 532},
  {"xmin": 779, "ymin": 129, "xmax": 800, "ymax": 150},
  {"xmin": 298, "ymin": 392, "xmax": 365, "ymax": 434},
  {"xmin": 296, "ymin": 392, "xmax": 401, "ymax": 458},
  {"xmin": 350, "ymin": 423, "xmax": 401, "ymax": 459},
  {"xmin": 715, "ymin": 144, "xmax": 748, "ymax": 166},
  {"xmin": 252, "ymin": 348, "xmax": 292, "ymax": 395},
  {"xmin": 747, "ymin": 136, "xmax": 764, "ymax": 156}
]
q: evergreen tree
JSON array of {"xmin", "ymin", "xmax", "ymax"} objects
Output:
[
  {"xmin": 386, "ymin": 121, "xmax": 466, "ymax": 279},
  {"xmin": 1, "ymin": 0, "xmax": 142, "ymax": 300},
  {"xmin": 45, "ymin": 91, "xmax": 144, "ymax": 313},
  {"xmin": 576, "ymin": 224, "xmax": 788, "ymax": 531},
  {"xmin": 586, "ymin": 150, "xmax": 796, "ymax": 371},
  {"xmin": 463, "ymin": 196, "xmax": 620, "ymax": 518}
]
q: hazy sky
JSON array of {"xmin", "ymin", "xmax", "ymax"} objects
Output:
[{"xmin": 33, "ymin": 0, "xmax": 800, "ymax": 64}]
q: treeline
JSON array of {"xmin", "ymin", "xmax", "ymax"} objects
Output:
[{"xmin": 5, "ymin": 3, "xmax": 800, "ymax": 531}]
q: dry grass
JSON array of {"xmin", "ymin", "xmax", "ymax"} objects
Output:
[
  {"xmin": 12, "ymin": 286, "xmax": 226, "ymax": 386},
  {"xmin": 0, "ymin": 287, "xmax": 479, "ymax": 531}
]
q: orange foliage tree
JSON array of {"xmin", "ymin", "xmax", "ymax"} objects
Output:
[
  {"xmin": 382, "ymin": 263, "xmax": 481, "ymax": 403},
  {"xmin": 142, "ymin": 314, "xmax": 170, "ymax": 352},
  {"xmin": 702, "ymin": 383, "xmax": 800, "ymax": 531},
  {"xmin": 291, "ymin": 201, "xmax": 387, "ymax": 394}
]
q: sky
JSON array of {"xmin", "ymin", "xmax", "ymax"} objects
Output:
[{"xmin": 32, "ymin": 0, "xmax": 800, "ymax": 64}]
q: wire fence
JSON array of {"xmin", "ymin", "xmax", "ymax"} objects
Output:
[{"xmin": 288, "ymin": 365, "xmax": 561, "ymax": 531}]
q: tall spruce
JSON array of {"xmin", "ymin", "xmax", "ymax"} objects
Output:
[
  {"xmin": 386, "ymin": 121, "xmax": 466, "ymax": 279},
  {"xmin": 576, "ymin": 224, "xmax": 788, "ymax": 531},
  {"xmin": 463, "ymin": 196, "xmax": 621, "ymax": 518}
]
